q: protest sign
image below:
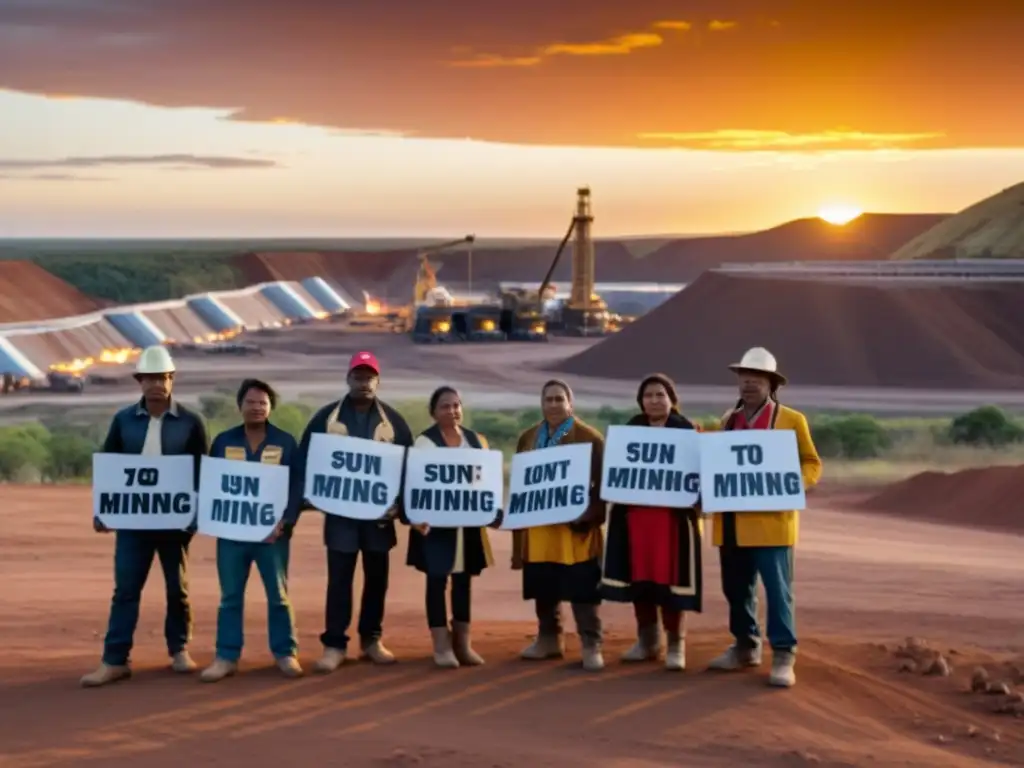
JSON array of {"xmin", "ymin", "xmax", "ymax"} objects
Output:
[
  {"xmin": 92, "ymin": 453, "xmax": 197, "ymax": 531},
  {"xmin": 600, "ymin": 425, "xmax": 700, "ymax": 507},
  {"xmin": 698, "ymin": 430, "xmax": 806, "ymax": 513},
  {"xmin": 502, "ymin": 442, "xmax": 593, "ymax": 530},
  {"xmin": 403, "ymin": 446, "xmax": 503, "ymax": 527},
  {"xmin": 304, "ymin": 433, "xmax": 405, "ymax": 520},
  {"xmin": 197, "ymin": 456, "xmax": 289, "ymax": 542}
]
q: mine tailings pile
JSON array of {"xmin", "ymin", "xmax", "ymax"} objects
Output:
[
  {"xmin": 857, "ymin": 465, "xmax": 1024, "ymax": 534},
  {"xmin": 0, "ymin": 261, "xmax": 99, "ymax": 323},
  {"xmin": 552, "ymin": 271, "xmax": 1024, "ymax": 390},
  {"xmin": 234, "ymin": 213, "xmax": 944, "ymax": 303}
]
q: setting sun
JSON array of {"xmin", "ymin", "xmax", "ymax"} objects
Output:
[{"xmin": 818, "ymin": 203, "xmax": 863, "ymax": 225}]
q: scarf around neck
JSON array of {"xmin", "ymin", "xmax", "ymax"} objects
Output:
[{"xmin": 535, "ymin": 417, "xmax": 575, "ymax": 449}]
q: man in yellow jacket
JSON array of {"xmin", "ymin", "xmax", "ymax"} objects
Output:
[{"xmin": 707, "ymin": 347, "xmax": 821, "ymax": 688}]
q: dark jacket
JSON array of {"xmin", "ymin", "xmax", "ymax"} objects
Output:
[
  {"xmin": 600, "ymin": 411, "xmax": 703, "ymax": 612},
  {"xmin": 405, "ymin": 424, "xmax": 495, "ymax": 576},
  {"xmin": 101, "ymin": 397, "xmax": 208, "ymax": 536},
  {"xmin": 209, "ymin": 422, "xmax": 301, "ymax": 528},
  {"xmin": 293, "ymin": 395, "xmax": 413, "ymax": 553},
  {"xmin": 102, "ymin": 398, "xmax": 209, "ymax": 488}
]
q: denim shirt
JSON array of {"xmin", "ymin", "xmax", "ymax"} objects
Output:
[
  {"xmin": 102, "ymin": 398, "xmax": 209, "ymax": 489},
  {"xmin": 210, "ymin": 422, "xmax": 300, "ymax": 524}
]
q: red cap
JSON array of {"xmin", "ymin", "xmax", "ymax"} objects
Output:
[{"xmin": 348, "ymin": 350, "xmax": 380, "ymax": 374}]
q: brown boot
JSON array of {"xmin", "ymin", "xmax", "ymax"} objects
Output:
[
  {"xmin": 80, "ymin": 663, "xmax": 130, "ymax": 688},
  {"xmin": 452, "ymin": 621, "xmax": 484, "ymax": 666}
]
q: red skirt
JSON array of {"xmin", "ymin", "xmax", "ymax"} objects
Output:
[{"xmin": 627, "ymin": 506, "xmax": 678, "ymax": 585}]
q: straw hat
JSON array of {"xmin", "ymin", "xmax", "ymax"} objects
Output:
[{"xmin": 728, "ymin": 347, "xmax": 787, "ymax": 386}]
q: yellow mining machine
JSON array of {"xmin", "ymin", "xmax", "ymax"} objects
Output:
[{"xmin": 499, "ymin": 187, "xmax": 618, "ymax": 338}]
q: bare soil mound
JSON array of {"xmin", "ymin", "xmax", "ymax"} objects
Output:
[
  {"xmin": 0, "ymin": 261, "xmax": 99, "ymax": 323},
  {"xmin": 235, "ymin": 214, "xmax": 944, "ymax": 303},
  {"xmin": 892, "ymin": 181, "xmax": 1024, "ymax": 260},
  {"xmin": 553, "ymin": 272, "xmax": 1024, "ymax": 389},
  {"xmin": 858, "ymin": 465, "xmax": 1024, "ymax": 534}
]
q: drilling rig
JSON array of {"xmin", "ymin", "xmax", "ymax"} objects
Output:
[{"xmin": 410, "ymin": 189, "xmax": 618, "ymax": 343}]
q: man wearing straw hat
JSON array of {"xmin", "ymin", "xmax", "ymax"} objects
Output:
[
  {"xmin": 706, "ymin": 347, "xmax": 821, "ymax": 688},
  {"xmin": 81, "ymin": 345, "xmax": 209, "ymax": 687}
]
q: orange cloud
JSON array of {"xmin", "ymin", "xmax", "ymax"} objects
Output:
[
  {"xmin": 448, "ymin": 53, "xmax": 543, "ymax": 69},
  {"xmin": 449, "ymin": 30, "xmax": 662, "ymax": 67},
  {"xmin": 636, "ymin": 129, "xmax": 947, "ymax": 150},
  {"xmin": 652, "ymin": 21, "xmax": 693, "ymax": 31},
  {"xmin": 708, "ymin": 20, "xmax": 738, "ymax": 31}
]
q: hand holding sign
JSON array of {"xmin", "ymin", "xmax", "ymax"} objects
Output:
[{"xmin": 92, "ymin": 454, "xmax": 197, "ymax": 531}]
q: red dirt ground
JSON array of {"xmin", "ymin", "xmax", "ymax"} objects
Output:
[
  {"xmin": 1, "ymin": 486, "xmax": 1021, "ymax": 767},
  {"xmin": 858, "ymin": 464, "xmax": 1024, "ymax": 534},
  {"xmin": 0, "ymin": 262, "xmax": 99, "ymax": 324},
  {"xmin": 553, "ymin": 271, "xmax": 1024, "ymax": 390}
]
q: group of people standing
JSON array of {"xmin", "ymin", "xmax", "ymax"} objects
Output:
[{"xmin": 81, "ymin": 344, "xmax": 821, "ymax": 691}]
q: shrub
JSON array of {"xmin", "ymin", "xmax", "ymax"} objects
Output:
[
  {"xmin": 0, "ymin": 424, "xmax": 51, "ymax": 481},
  {"xmin": 810, "ymin": 415, "xmax": 891, "ymax": 459},
  {"xmin": 46, "ymin": 429, "xmax": 96, "ymax": 480},
  {"xmin": 948, "ymin": 405, "xmax": 1024, "ymax": 447}
]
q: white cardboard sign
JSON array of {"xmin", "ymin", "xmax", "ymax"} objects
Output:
[
  {"xmin": 304, "ymin": 432, "xmax": 405, "ymax": 520},
  {"xmin": 600, "ymin": 425, "xmax": 701, "ymax": 507},
  {"xmin": 92, "ymin": 453, "xmax": 197, "ymax": 531},
  {"xmin": 502, "ymin": 442, "xmax": 594, "ymax": 530},
  {"xmin": 197, "ymin": 456, "xmax": 289, "ymax": 542},
  {"xmin": 403, "ymin": 446, "xmax": 504, "ymax": 528},
  {"xmin": 698, "ymin": 430, "xmax": 806, "ymax": 513}
]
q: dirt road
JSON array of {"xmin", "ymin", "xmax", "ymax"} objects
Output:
[{"xmin": 1, "ymin": 486, "xmax": 1021, "ymax": 766}]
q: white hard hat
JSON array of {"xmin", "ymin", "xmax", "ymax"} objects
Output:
[
  {"xmin": 728, "ymin": 347, "xmax": 787, "ymax": 385},
  {"xmin": 135, "ymin": 345, "xmax": 176, "ymax": 375}
]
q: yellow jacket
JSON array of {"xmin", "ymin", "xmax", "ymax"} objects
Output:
[{"xmin": 707, "ymin": 403, "xmax": 822, "ymax": 547}]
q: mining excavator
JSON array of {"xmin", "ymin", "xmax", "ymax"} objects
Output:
[{"xmin": 411, "ymin": 188, "xmax": 620, "ymax": 343}]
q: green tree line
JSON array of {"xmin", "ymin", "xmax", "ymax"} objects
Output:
[{"xmin": 1, "ymin": 400, "xmax": 1021, "ymax": 483}]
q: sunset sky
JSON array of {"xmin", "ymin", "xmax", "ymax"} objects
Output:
[{"xmin": 2, "ymin": 0, "xmax": 1024, "ymax": 237}]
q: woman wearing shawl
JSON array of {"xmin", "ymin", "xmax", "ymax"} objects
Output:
[
  {"xmin": 513, "ymin": 379, "xmax": 607, "ymax": 672},
  {"xmin": 407, "ymin": 386, "xmax": 494, "ymax": 668},
  {"xmin": 600, "ymin": 373, "xmax": 702, "ymax": 671}
]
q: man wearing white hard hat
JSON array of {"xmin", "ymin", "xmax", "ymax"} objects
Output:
[
  {"xmin": 81, "ymin": 345, "xmax": 209, "ymax": 688},
  {"xmin": 706, "ymin": 347, "xmax": 821, "ymax": 688}
]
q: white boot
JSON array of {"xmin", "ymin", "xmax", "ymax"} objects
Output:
[
  {"xmin": 431, "ymin": 627, "xmax": 460, "ymax": 669},
  {"xmin": 665, "ymin": 633, "xmax": 686, "ymax": 671},
  {"xmin": 768, "ymin": 651, "xmax": 796, "ymax": 687},
  {"xmin": 707, "ymin": 644, "xmax": 762, "ymax": 671},
  {"xmin": 620, "ymin": 625, "xmax": 662, "ymax": 662},
  {"xmin": 521, "ymin": 633, "xmax": 564, "ymax": 660}
]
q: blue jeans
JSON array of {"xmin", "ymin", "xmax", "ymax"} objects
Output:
[
  {"xmin": 103, "ymin": 531, "xmax": 193, "ymax": 666},
  {"xmin": 718, "ymin": 545, "xmax": 796, "ymax": 653},
  {"xmin": 214, "ymin": 538, "xmax": 297, "ymax": 661}
]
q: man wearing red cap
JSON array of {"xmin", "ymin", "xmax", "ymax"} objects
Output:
[{"xmin": 292, "ymin": 351, "xmax": 413, "ymax": 672}]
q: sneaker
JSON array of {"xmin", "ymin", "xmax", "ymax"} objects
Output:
[
  {"xmin": 360, "ymin": 639, "xmax": 396, "ymax": 665},
  {"xmin": 520, "ymin": 634, "xmax": 564, "ymax": 660},
  {"xmin": 171, "ymin": 651, "xmax": 197, "ymax": 673}
]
